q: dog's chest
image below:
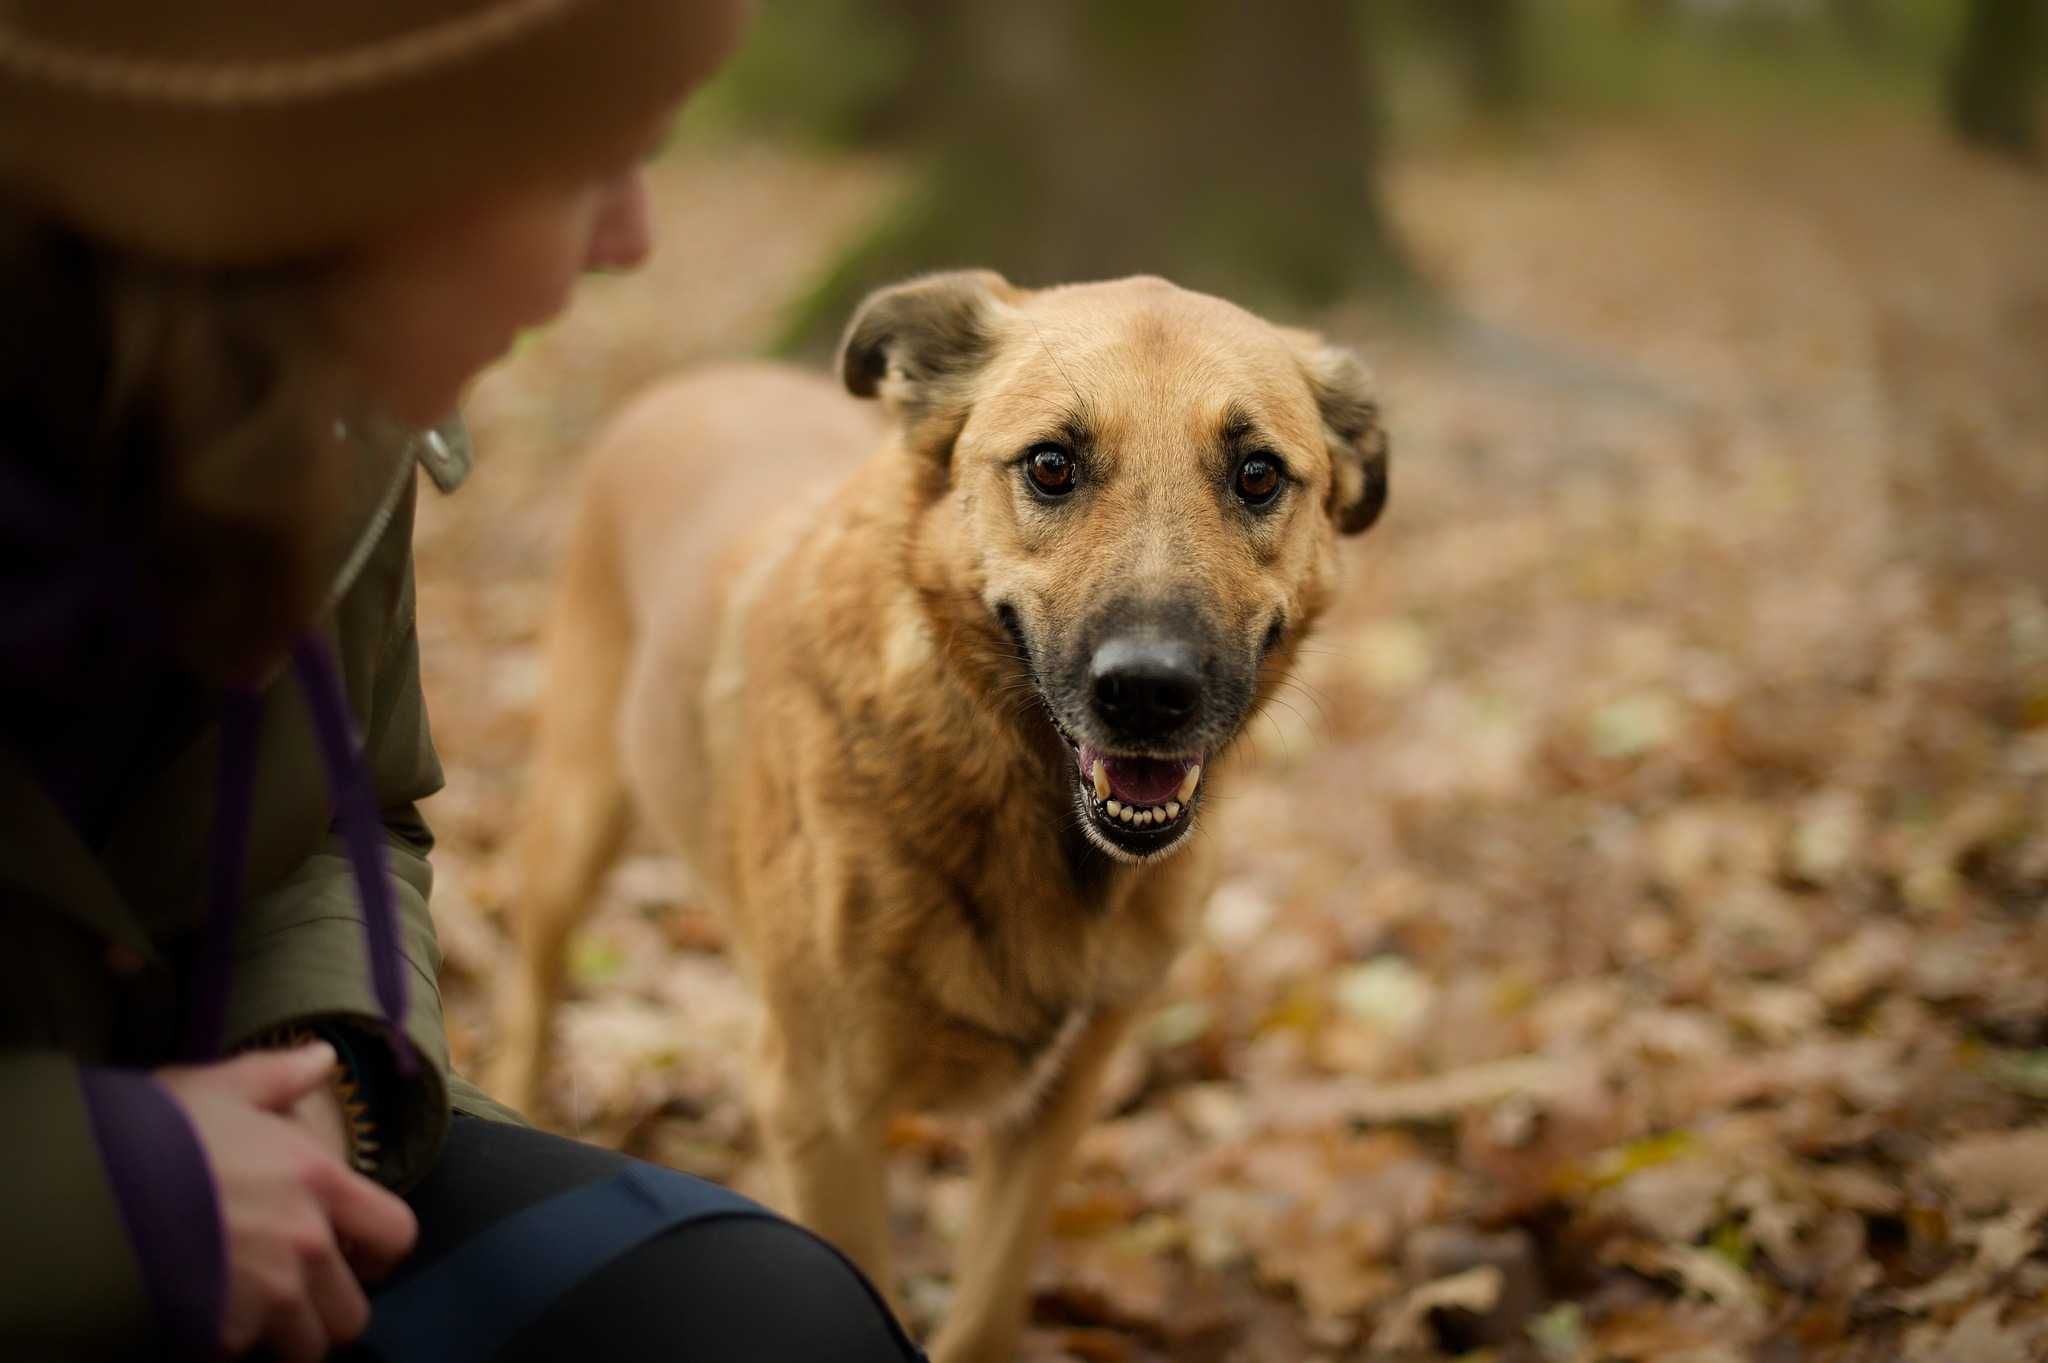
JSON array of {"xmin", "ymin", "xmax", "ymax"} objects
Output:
[
  {"xmin": 930, "ymin": 845, "xmax": 1186, "ymax": 1022},
  {"xmin": 988, "ymin": 1007, "xmax": 1093, "ymax": 1128}
]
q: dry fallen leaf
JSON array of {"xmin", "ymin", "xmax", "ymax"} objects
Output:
[
  {"xmin": 1931, "ymin": 1127, "xmax": 2048, "ymax": 1217},
  {"xmin": 1609, "ymin": 1242, "xmax": 1766, "ymax": 1331},
  {"xmin": 1367, "ymin": 1265, "xmax": 1504, "ymax": 1353},
  {"xmin": 1902, "ymin": 1300, "xmax": 2039, "ymax": 1363}
]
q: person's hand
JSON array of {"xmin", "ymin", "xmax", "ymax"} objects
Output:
[
  {"xmin": 156, "ymin": 1044, "xmax": 418, "ymax": 1362},
  {"xmin": 285, "ymin": 1077, "xmax": 353, "ymax": 1166}
]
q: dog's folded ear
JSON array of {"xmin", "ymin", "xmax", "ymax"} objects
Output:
[
  {"xmin": 1289, "ymin": 333, "xmax": 1390, "ymax": 536},
  {"xmin": 839, "ymin": 270, "xmax": 1021, "ymax": 438}
]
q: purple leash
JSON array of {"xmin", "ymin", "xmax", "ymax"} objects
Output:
[
  {"xmin": 185, "ymin": 634, "xmax": 415, "ymax": 1074},
  {"xmin": 294, "ymin": 634, "xmax": 416, "ymax": 1076}
]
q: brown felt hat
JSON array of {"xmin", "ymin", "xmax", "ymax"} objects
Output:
[{"xmin": 0, "ymin": 0, "xmax": 744, "ymax": 265}]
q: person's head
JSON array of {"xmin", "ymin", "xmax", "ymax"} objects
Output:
[
  {"xmin": 321, "ymin": 153, "xmax": 664, "ymax": 428},
  {"xmin": 0, "ymin": 0, "xmax": 748, "ymax": 679}
]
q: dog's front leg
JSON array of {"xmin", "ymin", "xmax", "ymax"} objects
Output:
[
  {"xmin": 750, "ymin": 1020, "xmax": 900, "ymax": 1312},
  {"xmin": 931, "ymin": 1006, "xmax": 1136, "ymax": 1363}
]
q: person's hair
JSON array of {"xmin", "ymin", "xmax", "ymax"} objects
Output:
[{"xmin": 0, "ymin": 196, "xmax": 351, "ymax": 682}]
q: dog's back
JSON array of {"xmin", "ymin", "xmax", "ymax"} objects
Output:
[{"xmin": 487, "ymin": 362, "xmax": 878, "ymax": 1113}]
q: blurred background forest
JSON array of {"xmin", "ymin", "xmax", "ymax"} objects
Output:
[{"xmin": 414, "ymin": 3, "xmax": 2048, "ymax": 1359}]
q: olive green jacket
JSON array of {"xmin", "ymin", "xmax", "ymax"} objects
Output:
[{"xmin": 0, "ymin": 430, "xmax": 516, "ymax": 1361}]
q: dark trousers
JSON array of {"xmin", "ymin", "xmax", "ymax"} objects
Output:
[{"xmin": 336, "ymin": 1115, "xmax": 922, "ymax": 1363}]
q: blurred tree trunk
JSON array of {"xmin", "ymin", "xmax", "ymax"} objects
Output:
[
  {"xmin": 1946, "ymin": 0, "xmax": 2044, "ymax": 163},
  {"xmin": 1441, "ymin": 0, "xmax": 1531, "ymax": 115},
  {"xmin": 779, "ymin": 0, "xmax": 1407, "ymax": 354}
]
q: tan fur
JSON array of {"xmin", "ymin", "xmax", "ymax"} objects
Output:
[{"xmin": 490, "ymin": 274, "xmax": 1387, "ymax": 1363}]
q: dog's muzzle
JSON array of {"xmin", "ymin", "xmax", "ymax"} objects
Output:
[{"xmin": 1063, "ymin": 625, "xmax": 1225, "ymax": 857}]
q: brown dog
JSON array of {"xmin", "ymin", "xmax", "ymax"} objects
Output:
[{"xmin": 489, "ymin": 271, "xmax": 1388, "ymax": 1362}]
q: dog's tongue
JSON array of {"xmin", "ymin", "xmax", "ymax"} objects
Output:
[{"xmin": 1078, "ymin": 745, "xmax": 1198, "ymax": 806}]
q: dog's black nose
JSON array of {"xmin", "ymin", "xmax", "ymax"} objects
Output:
[{"xmin": 1090, "ymin": 636, "xmax": 1201, "ymax": 742}]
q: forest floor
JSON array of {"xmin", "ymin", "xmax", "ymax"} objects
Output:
[{"xmin": 413, "ymin": 116, "xmax": 2048, "ymax": 1362}]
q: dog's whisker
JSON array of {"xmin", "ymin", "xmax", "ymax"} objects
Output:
[
  {"xmin": 1273, "ymin": 685, "xmax": 1333, "ymax": 732},
  {"xmin": 1263, "ymin": 693, "xmax": 1324, "ymax": 738},
  {"xmin": 1275, "ymin": 669, "xmax": 1338, "ymax": 705},
  {"xmin": 1257, "ymin": 709, "xmax": 1293, "ymax": 761},
  {"xmin": 1261, "ymin": 671, "xmax": 1325, "ymax": 711},
  {"xmin": 1268, "ymin": 666, "xmax": 1331, "ymax": 696},
  {"xmin": 1022, "ymin": 316, "xmax": 1086, "ymax": 415}
]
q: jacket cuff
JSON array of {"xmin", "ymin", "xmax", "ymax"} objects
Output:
[
  {"xmin": 224, "ymin": 973, "xmax": 449, "ymax": 1192},
  {"xmin": 238, "ymin": 1020, "xmax": 391, "ymax": 1178},
  {"xmin": 223, "ymin": 848, "xmax": 451, "ymax": 1190}
]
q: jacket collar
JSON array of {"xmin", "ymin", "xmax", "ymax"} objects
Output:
[
  {"xmin": 415, "ymin": 418, "xmax": 473, "ymax": 495},
  {"xmin": 324, "ymin": 416, "xmax": 469, "ymax": 611}
]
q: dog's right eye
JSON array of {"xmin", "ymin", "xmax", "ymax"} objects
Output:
[{"xmin": 1025, "ymin": 444, "xmax": 1077, "ymax": 497}]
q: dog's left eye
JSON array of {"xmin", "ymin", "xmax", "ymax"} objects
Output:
[
  {"xmin": 1026, "ymin": 444, "xmax": 1077, "ymax": 497},
  {"xmin": 1235, "ymin": 454, "xmax": 1283, "ymax": 507}
]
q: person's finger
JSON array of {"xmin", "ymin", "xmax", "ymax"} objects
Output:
[
  {"xmin": 218, "ymin": 1294, "xmax": 267, "ymax": 1358},
  {"xmin": 309, "ymin": 1159, "xmax": 419, "ymax": 1275},
  {"xmin": 262, "ymin": 1271, "xmax": 329, "ymax": 1363},
  {"xmin": 303, "ymin": 1232, "xmax": 372, "ymax": 1346},
  {"xmin": 207, "ymin": 1043, "xmax": 339, "ymax": 1111}
]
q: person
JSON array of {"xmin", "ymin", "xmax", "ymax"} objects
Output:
[{"xmin": 0, "ymin": 3, "xmax": 923, "ymax": 1360}]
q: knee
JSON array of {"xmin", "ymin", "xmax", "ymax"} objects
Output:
[
  {"xmin": 679, "ymin": 1217, "xmax": 914, "ymax": 1359},
  {"xmin": 559, "ymin": 1214, "xmax": 918, "ymax": 1363}
]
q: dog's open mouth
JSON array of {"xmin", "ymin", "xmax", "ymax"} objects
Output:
[{"xmin": 1071, "ymin": 742, "xmax": 1204, "ymax": 854}]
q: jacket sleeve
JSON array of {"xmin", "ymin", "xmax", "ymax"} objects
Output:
[
  {"xmin": 218, "ymin": 484, "xmax": 455, "ymax": 1190},
  {"xmin": 0, "ymin": 1053, "xmax": 156, "ymax": 1361}
]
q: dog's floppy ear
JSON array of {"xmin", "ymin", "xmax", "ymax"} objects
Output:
[
  {"xmin": 1289, "ymin": 332, "xmax": 1389, "ymax": 536},
  {"xmin": 839, "ymin": 270, "xmax": 1019, "ymax": 434}
]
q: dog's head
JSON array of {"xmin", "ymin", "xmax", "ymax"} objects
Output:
[{"xmin": 841, "ymin": 271, "xmax": 1388, "ymax": 863}]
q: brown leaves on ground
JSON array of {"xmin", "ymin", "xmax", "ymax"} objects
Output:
[{"xmin": 416, "ymin": 120, "xmax": 2048, "ymax": 1361}]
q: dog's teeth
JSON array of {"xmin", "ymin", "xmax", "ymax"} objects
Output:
[
  {"xmin": 1134, "ymin": 810, "xmax": 1150, "ymax": 826},
  {"xmin": 1166, "ymin": 801, "xmax": 1181, "ymax": 819},
  {"xmin": 1091, "ymin": 760, "xmax": 1110, "ymax": 801},
  {"xmin": 1118, "ymin": 805, "xmax": 1135, "ymax": 823},
  {"xmin": 1177, "ymin": 765, "xmax": 1202, "ymax": 805},
  {"xmin": 1106, "ymin": 799, "xmax": 1123, "ymax": 818}
]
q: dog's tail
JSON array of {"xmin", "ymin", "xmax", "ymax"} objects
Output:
[{"xmin": 488, "ymin": 479, "xmax": 636, "ymax": 1119}]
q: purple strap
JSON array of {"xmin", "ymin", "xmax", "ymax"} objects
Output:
[
  {"xmin": 184, "ymin": 634, "xmax": 414, "ymax": 1074},
  {"xmin": 293, "ymin": 634, "xmax": 416, "ymax": 1076},
  {"xmin": 80, "ymin": 1068, "xmax": 226, "ymax": 1355}
]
